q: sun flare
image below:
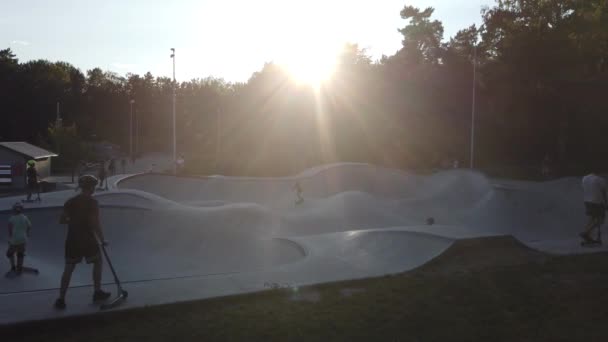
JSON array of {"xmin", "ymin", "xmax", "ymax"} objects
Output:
[{"xmin": 279, "ymin": 45, "xmax": 340, "ymax": 88}]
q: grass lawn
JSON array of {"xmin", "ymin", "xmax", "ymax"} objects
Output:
[{"xmin": 3, "ymin": 237, "xmax": 608, "ymax": 341}]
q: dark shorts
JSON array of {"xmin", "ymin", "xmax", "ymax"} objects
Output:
[
  {"xmin": 65, "ymin": 241, "xmax": 101, "ymax": 264},
  {"xmin": 585, "ymin": 202, "xmax": 606, "ymax": 220},
  {"xmin": 6, "ymin": 243, "xmax": 26, "ymax": 257}
]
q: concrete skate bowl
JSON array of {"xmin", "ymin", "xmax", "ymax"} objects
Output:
[
  {"xmin": 289, "ymin": 229, "xmax": 454, "ymax": 283},
  {"xmin": 117, "ymin": 164, "xmax": 493, "ymax": 209},
  {"xmin": 326, "ymin": 230, "xmax": 453, "ymax": 272},
  {"xmin": 93, "ymin": 191, "xmax": 178, "ymax": 210},
  {"xmin": 465, "ymin": 177, "xmax": 589, "ymax": 243},
  {"xmin": 0, "ymin": 207, "xmax": 305, "ymax": 295},
  {"xmin": 118, "ymin": 164, "xmax": 594, "ymax": 249}
]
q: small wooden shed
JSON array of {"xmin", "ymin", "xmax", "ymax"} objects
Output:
[{"xmin": 0, "ymin": 142, "xmax": 58, "ymax": 190}]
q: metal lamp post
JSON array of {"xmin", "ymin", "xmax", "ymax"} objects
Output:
[
  {"xmin": 170, "ymin": 48, "xmax": 176, "ymax": 175},
  {"xmin": 470, "ymin": 45, "xmax": 477, "ymax": 170},
  {"xmin": 135, "ymin": 107, "xmax": 139, "ymax": 155},
  {"xmin": 129, "ymin": 99, "xmax": 135, "ymax": 160},
  {"xmin": 216, "ymin": 106, "xmax": 221, "ymax": 173}
]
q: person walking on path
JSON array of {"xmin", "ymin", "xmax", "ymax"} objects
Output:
[
  {"xmin": 580, "ymin": 171, "xmax": 607, "ymax": 243},
  {"xmin": 6, "ymin": 202, "xmax": 32, "ymax": 273},
  {"xmin": 121, "ymin": 158, "xmax": 127, "ymax": 174},
  {"xmin": 55, "ymin": 175, "xmax": 110, "ymax": 309}
]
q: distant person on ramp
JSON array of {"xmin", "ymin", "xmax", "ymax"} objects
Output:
[
  {"xmin": 98, "ymin": 161, "xmax": 108, "ymax": 191},
  {"xmin": 580, "ymin": 171, "xmax": 607, "ymax": 245},
  {"xmin": 54, "ymin": 175, "xmax": 111, "ymax": 309},
  {"xmin": 294, "ymin": 182, "xmax": 304, "ymax": 205},
  {"xmin": 176, "ymin": 154, "xmax": 185, "ymax": 174},
  {"xmin": 6, "ymin": 202, "xmax": 32, "ymax": 274},
  {"xmin": 108, "ymin": 158, "xmax": 116, "ymax": 176}
]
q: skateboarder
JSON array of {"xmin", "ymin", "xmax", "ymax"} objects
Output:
[
  {"xmin": 6, "ymin": 202, "xmax": 32, "ymax": 273},
  {"xmin": 25, "ymin": 160, "xmax": 40, "ymax": 202},
  {"xmin": 580, "ymin": 171, "xmax": 607, "ymax": 244},
  {"xmin": 54, "ymin": 175, "xmax": 111, "ymax": 309},
  {"xmin": 294, "ymin": 182, "xmax": 304, "ymax": 205}
]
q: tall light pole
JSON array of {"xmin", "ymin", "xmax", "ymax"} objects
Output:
[
  {"xmin": 135, "ymin": 107, "xmax": 139, "ymax": 155},
  {"xmin": 216, "ymin": 106, "xmax": 221, "ymax": 173},
  {"xmin": 55, "ymin": 102, "xmax": 63, "ymax": 127},
  {"xmin": 470, "ymin": 44, "xmax": 477, "ymax": 170},
  {"xmin": 170, "ymin": 48, "xmax": 176, "ymax": 175},
  {"xmin": 130, "ymin": 99, "xmax": 135, "ymax": 160}
]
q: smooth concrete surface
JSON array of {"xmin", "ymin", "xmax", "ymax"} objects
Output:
[{"xmin": 1, "ymin": 162, "xmax": 606, "ymax": 325}]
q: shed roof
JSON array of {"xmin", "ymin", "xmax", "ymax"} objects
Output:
[{"xmin": 0, "ymin": 142, "xmax": 58, "ymax": 159}]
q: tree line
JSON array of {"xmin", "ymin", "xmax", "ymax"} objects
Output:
[{"xmin": 1, "ymin": 0, "xmax": 607, "ymax": 177}]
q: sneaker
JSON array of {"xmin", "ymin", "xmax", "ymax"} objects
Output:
[
  {"xmin": 10, "ymin": 266, "xmax": 16, "ymax": 273},
  {"xmin": 93, "ymin": 290, "xmax": 111, "ymax": 302},
  {"xmin": 54, "ymin": 298, "xmax": 66, "ymax": 310}
]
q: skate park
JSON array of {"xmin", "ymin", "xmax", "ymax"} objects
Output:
[{"xmin": 1, "ymin": 162, "xmax": 605, "ymax": 325}]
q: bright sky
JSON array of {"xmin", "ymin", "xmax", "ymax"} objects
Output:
[{"xmin": 1, "ymin": 0, "xmax": 494, "ymax": 82}]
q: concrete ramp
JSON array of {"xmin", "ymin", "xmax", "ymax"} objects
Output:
[
  {"xmin": 1, "ymin": 163, "xmax": 605, "ymax": 325},
  {"xmin": 0, "ymin": 208, "xmax": 305, "ymax": 295}
]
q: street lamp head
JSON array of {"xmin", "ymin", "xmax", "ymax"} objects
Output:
[{"xmin": 130, "ymin": 99, "xmax": 135, "ymax": 104}]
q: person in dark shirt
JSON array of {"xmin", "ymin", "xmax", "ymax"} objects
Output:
[
  {"xmin": 54, "ymin": 175, "xmax": 110, "ymax": 309},
  {"xmin": 108, "ymin": 158, "xmax": 116, "ymax": 176},
  {"xmin": 25, "ymin": 160, "xmax": 39, "ymax": 202}
]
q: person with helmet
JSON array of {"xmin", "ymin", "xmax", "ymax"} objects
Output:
[
  {"xmin": 25, "ymin": 160, "xmax": 40, "ymax": 202},
  {"xmin": 55, "ymin": 175, "xmax": 110, "ymax": 309},
  {"xmin": 6, "ymin": 202, "xmax": 32, "ymax": 273}
]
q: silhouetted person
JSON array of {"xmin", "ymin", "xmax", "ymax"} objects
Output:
[
  {"xmin": 25, "ymin": 160, "xmax": 39, "ymax": 202},
  {"xmin": 98, "ymin": 162, "xmax": 107, "ymax": 190},
  {"xmin": 55, "ymin": 175, "xmax": 110, "ymax": 309},
  {"xmin": 121, "ymin": 158, "xmax": 126, "ymax": 174},
  {"xmin": 108, "ymin": 159, "xmax": 116, "ymax": 176}
]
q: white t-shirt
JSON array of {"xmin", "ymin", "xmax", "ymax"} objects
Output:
[{"xmin": 582, "ymin": 174, "xmax": 607, "ymax": 204}]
